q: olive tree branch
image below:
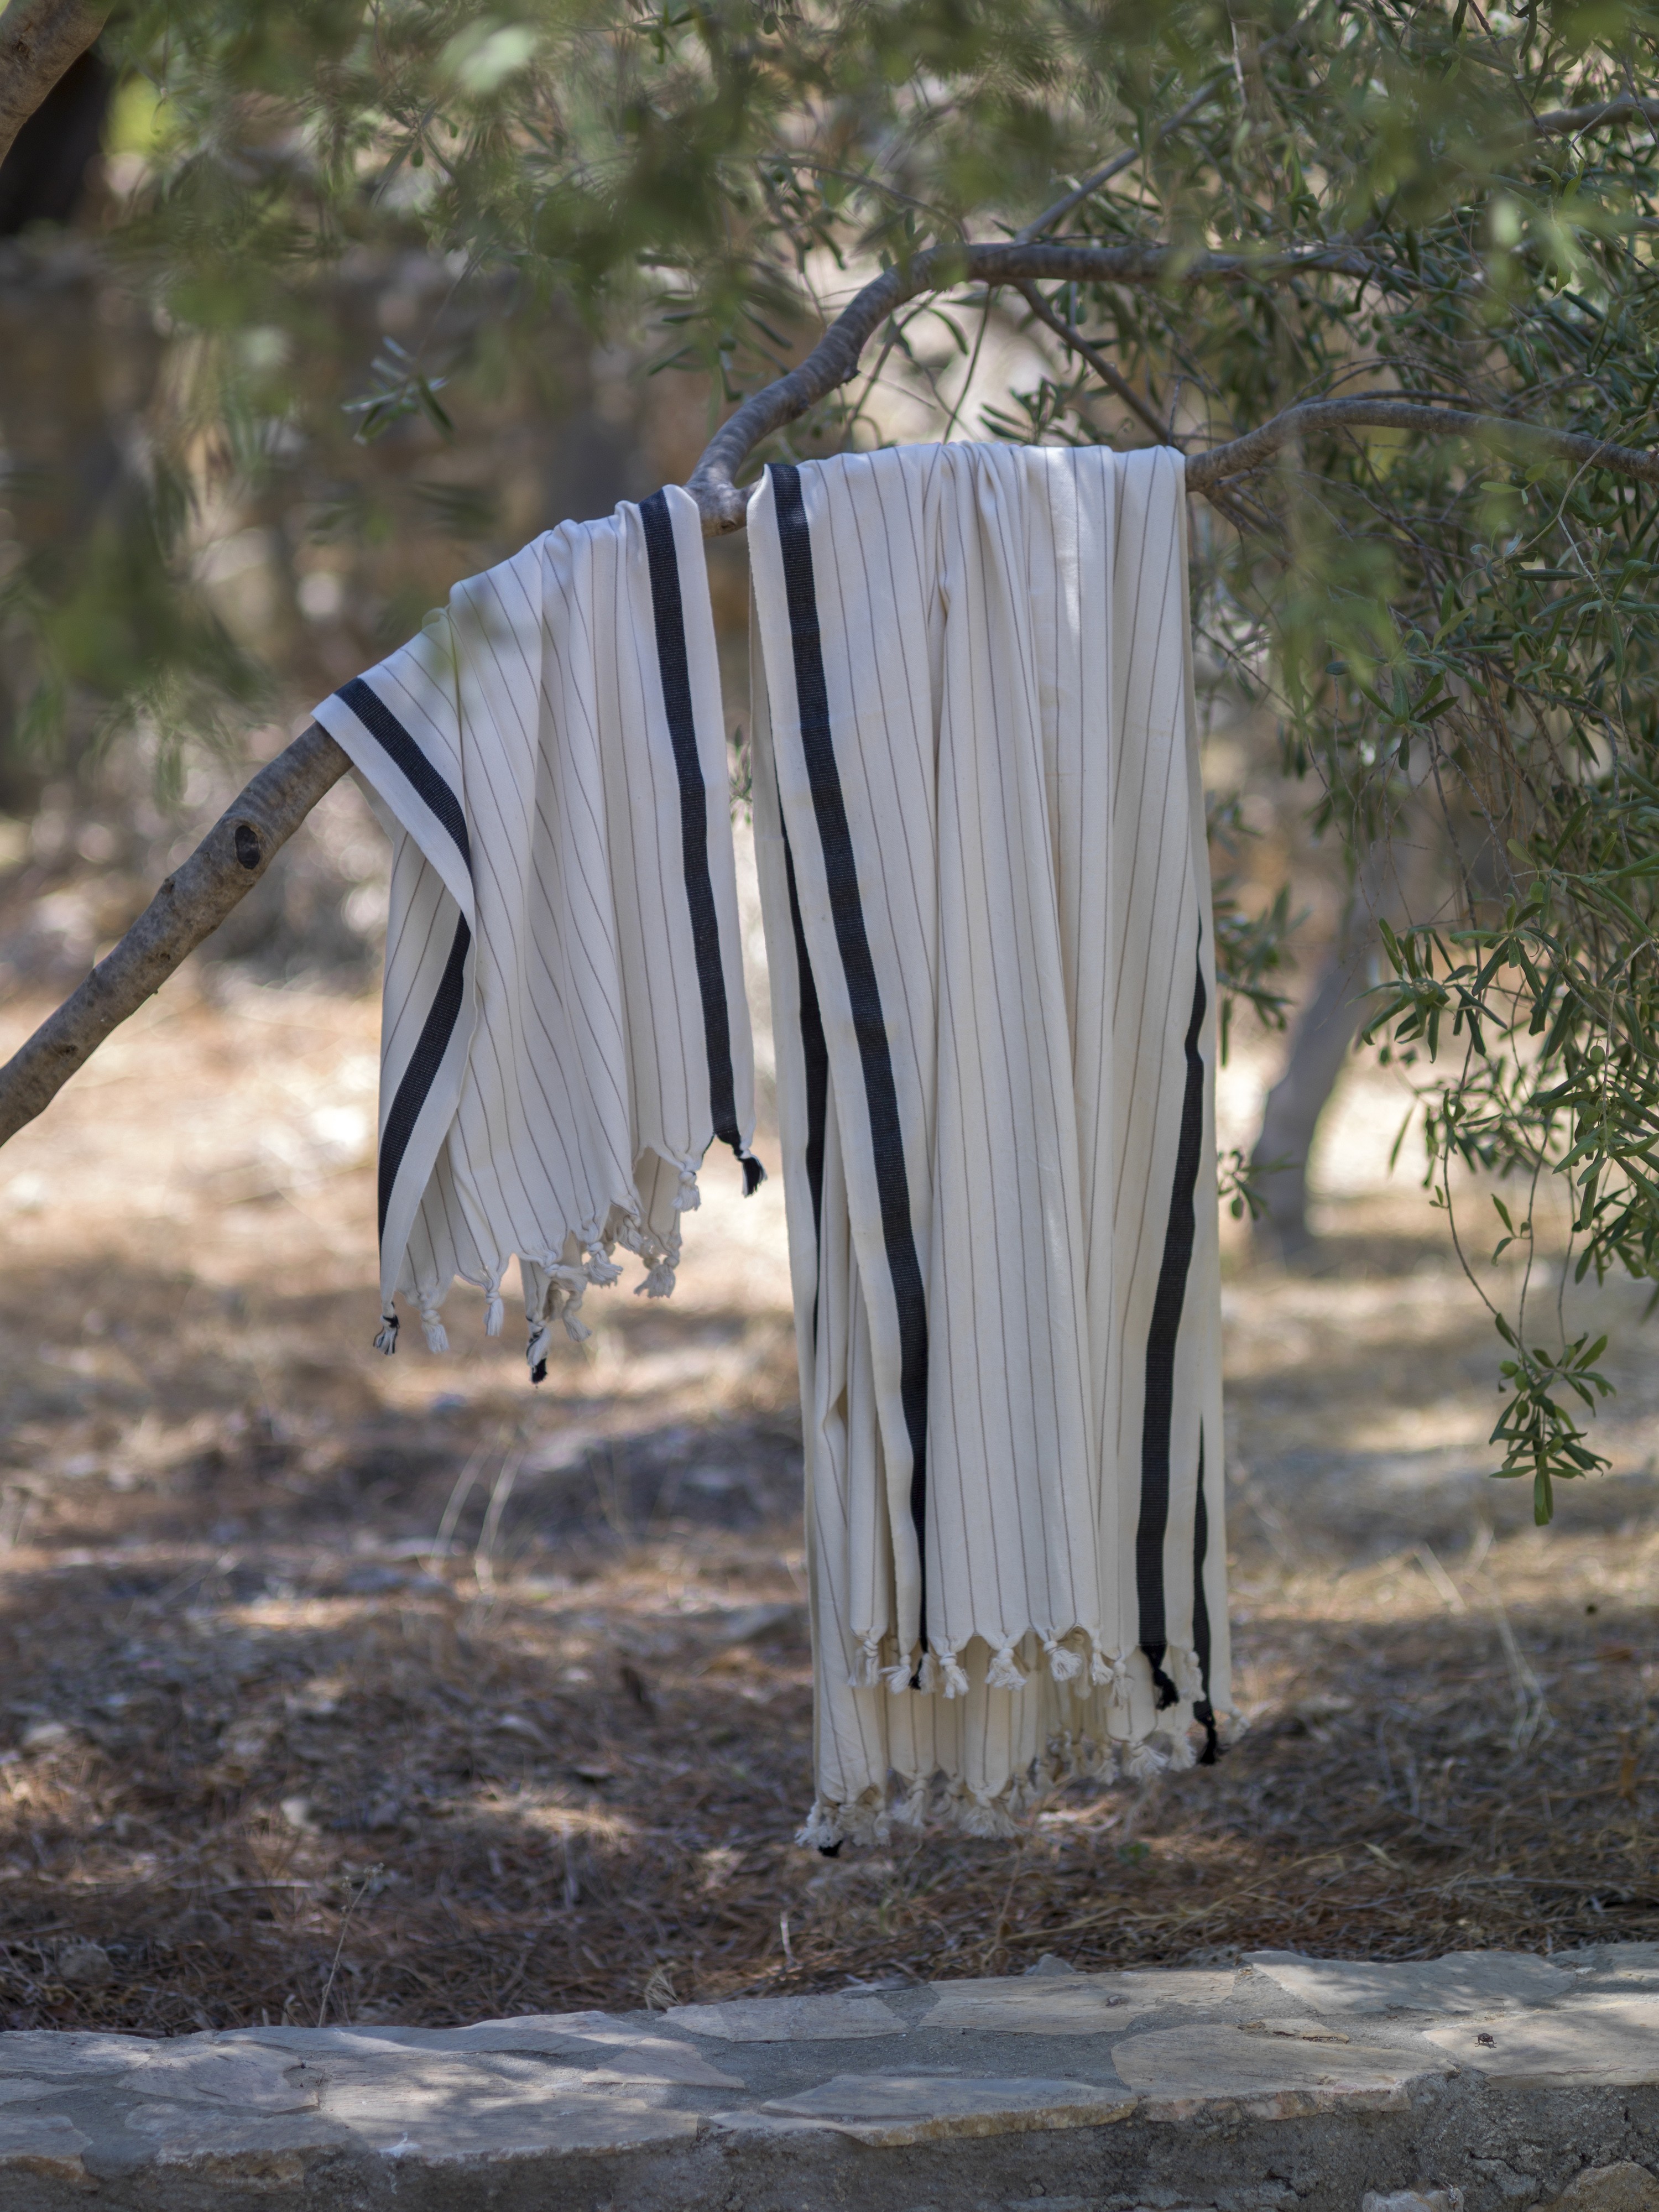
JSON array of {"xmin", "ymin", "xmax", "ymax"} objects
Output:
[
  {"xmin": 6, "ymin": 248, "xmax": 1659, "ymax": 1152},
  {"xmin": 0, "ymin": 0, "xmax": 106, "ymax": 167}
]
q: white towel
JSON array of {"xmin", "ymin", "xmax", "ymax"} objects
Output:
[
  {"xmin": 314, "ymin": 487, "xmax": 759, "ymax": 1373},
  {"xmin": 747, "ymin": 441, "xmax": 1228, "ymax": 1842}
]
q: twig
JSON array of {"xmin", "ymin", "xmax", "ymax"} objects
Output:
[
  {"xmin": 317, "ymin": 1865, "xmax": 382, "ymax": 2028},
  {"xmin": 473, "ymin": 1441, "xmax": 526, "ymax": 1593},
  {"xmin": 427, "ymin": 1434, "xmax": 502, "ymax": 1569}
]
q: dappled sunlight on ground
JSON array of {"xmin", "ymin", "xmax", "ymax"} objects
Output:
[{"xmin": 1, "ymin": 980, "xmax": 1656, "ymax": 2032}]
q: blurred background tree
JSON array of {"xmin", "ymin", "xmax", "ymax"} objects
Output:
[{"xmin": 3, "ymin": 0, "xmax": 1659, "ymax": 1517}]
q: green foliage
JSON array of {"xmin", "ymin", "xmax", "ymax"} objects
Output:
[{"xmin": 8, "ymin": 0, "xmax": 1659, "ymax": 1503}]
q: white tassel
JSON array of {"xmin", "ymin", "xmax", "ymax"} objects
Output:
[
  {"xmin": 563, "ymin": 1311, "xmax": 591, "ymax": 1343},
  {"xmin": 483, "ymin": 1288, "xmax": 504, "ymax": 1338},
  {"xmin": 987, "ymin": 1640, "xmax": 1027, "ymax": 1692},
  {"xmin": 851, "ymin": 1631, "xmax": 883, "ymax": 1690},
  {"xmin": 933, "ymin": 1643, "xmax": 970, "ymax": 1699},
  {"xmin": 1123, "ymin": 1736, "xmax": 1168, "ymax": 1781},
  {"xmin": 419, "ymin": 1302, "xmax": 449, "ymax": 1354},
  {"xmin": 1042, "ymin": 1632, "xmax": 1084, "ymax": 1685},
  {"xmin": 1093, "ymin": 1647, "xmax": 1138, "ymax": 1707},
  {"xmin": 795, "ymin": 1800, "xmax": 844, "ymax": 1852},
  {"xmin": 843, "ymin": 1787, "xmax": 893, "ymax": 1846},
  {"xmin": 674, "ymin": 1164, "xmax": 701, "ymax": 1213},
  {"xmin": 1160, "ymin": 1725, "xmax": 1197, "ymax": 1771},
  {"xmin": 893, "ymin": 1773, "xmax": 930, "ymax": 1828},
  {"xmin": 1173, "ymin": 1644, "xmax": 1204, "ymax": 1699},
  {"xmin": 374, "ymin": 1305, "xmax": 399, "ymax": 1355},
  {"xmin": 883, "ymin": 1663, "xmax": 916, "ymax": 1696},
  {"xmin": 951, "ymin": 1785, "xmax": 1020, "ymax": 1839},
  {"xmin": 584, "ymin": 1250, "xmax": 622, "ymax": 1287},
  {"xmin": 637, "ymin": 1260, "xmax": 676, "ymax": 1299},
  {"xmin": 1044, "ymin": 1729, "xmax": 1076, "ymax": 1785}
]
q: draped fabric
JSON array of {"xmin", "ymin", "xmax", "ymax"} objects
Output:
[
  {"xmin": 747, "ymin": 442, "xmax": 1228, "ymax": 1841},
  {"xmin": 314, "ymin": 486, "xmax": 759, "ymax": 1376}
]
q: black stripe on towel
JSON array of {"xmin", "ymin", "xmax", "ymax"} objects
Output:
[
  {"xmin": 1136, "ymin": 932, "xmax": 1208, "ymax": 1708},
  {"xmin": 1191, "ymin": 1428, "xmax": 1220, "ymax": 1764},
  {"xmin": 771, "ymin": 463, "xmax": 931, "ymax": 1642},
  {"xmin": 640, "ymin": 491, "xmax": 762, "ymax": 1194},
  {"xmin": 783, "ymin": 822, "xmax": 830, "ymax": 1343},
  {"xmin": 377, "ymin": 915, "xmax": 472, "ymax": 1243},
  {"xmin": 336, "ymin": 677, "xmax": 471, "ymax": 870}
]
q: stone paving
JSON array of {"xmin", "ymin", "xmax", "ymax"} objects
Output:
[{"xmin": 2, "ymin": 1945, "xmax": 1658, "ymax": 2209}]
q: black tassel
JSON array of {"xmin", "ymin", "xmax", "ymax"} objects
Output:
[
  {"xmin": 1194, "ymin": 1699, "xmax": 1222, "ymax": 1765},
  {"xmin": 1144, "ymin": 1641, "xmax": 1181, "ymax": 1709},
  {"xmin": 817, "ymin": 1839, "xmax": 842, "ymax": 1858},
  {"xmin": 734, "ymin": 1142, "xmax": 766, "ymax": 1196},
  {"xmin": 530, "ymin": 1357, "xmax": 547, "ymax": 1386}
]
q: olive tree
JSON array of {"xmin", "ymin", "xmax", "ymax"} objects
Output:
[{"xmin": 4, "ymin": 0, "xmax": 1659, "ymax": 1519}]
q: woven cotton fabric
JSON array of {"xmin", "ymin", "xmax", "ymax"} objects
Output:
[
  {"xmin": 747, "ymin": 441, "xmax": 1228, "ymax": 1841},
  {"xmin": 314, "ymin": 486, "xmax": 759, "ymax": 1374}
]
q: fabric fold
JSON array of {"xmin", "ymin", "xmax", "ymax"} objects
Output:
[
  {"xmin": 315, "ymin": 484, "xmax": 758, "ymax": 1373},
  {"xmin": 748, "ymin": 440, "xmax": 1228, "ymax": 1839}
]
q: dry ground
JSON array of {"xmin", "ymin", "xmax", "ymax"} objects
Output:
[{"xmin": 0, "ymin": 973, "xmax": 1656, "ymax": 2036}]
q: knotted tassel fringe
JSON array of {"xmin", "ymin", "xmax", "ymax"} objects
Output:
[
  {"xmin": 986, "ymin": 1640, "xmax": 1027, "ymax": 1692},
  {"xmin": 893, "ymin": 1773, "xmax": 930, "ymax": 1828},
  {"xmin": 1161, "ymin": 1727, "xmax": 1198, "ymax": 1772},
  {"xmin": 1123, "ymin": 1736, "xmax": 1168, "ymax": 1781},
  {"xmin": 1093, "ymin": 1647, "xmax": 1138, "ymax": 1707},
  {"xmin": 732, "ymin": 1138, "xmax": 766, "ymax": 1196},
  {"xmin": 851, "ymin": 1631, "xmax": 884, "ymax": 1690},
  {"xmin": 1042, "ymin": 1632, "xmax": 1084, "ymax": 1685},
  {"xmin": 1144, "ymin": 1639, "xmax": 1182, "ymax": 1710},
  {"xmin": 526, "ymin": 1321, "xmax": 552, "ymax": 1386},
  {"xmin": 795, "ymin": 1800, "xmax": 844, "ymax": 1855},
  {"xmin": 374, "ymin": 1305, "xmax": 399, "ymax": 1356},
  {"xmin": 1193, "ymin": 1698, "xmax": 1222, "ymax": 1765},
  {"xmin": 419, "ymin": 1303, "xmax": 449, "ymax": 1354}
]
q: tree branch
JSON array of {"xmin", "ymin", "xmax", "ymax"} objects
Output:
[
  {"xmin": 1532, "ymin": 92, "xmax": 1659, "ymax": 137},
  {"xmin": 684, "ymin": 238, "xmax": 1384, "ymax": 528},
  {"xmin": 0, "ymin": 0, "xmax": 107, "ymax": 168},
  {"xmin": 7, "ymin": 254, "xmax": 1659, "ymax": 1156},
  {"xmin": 1184, "ymin": 397, "xmax": 1659, "ymax": 493},
  {"xmin": 0, "ymin": 724, "xmax": 350, "ymax": 1149}
]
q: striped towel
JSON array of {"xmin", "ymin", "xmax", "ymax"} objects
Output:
[
  {"xmin": 314, "ymin": 487, "xmax": 759, "ymax": 1375},
  {"xmin": 747, "ymin": 441, "xmax": 1228, "ymax": 1842}
]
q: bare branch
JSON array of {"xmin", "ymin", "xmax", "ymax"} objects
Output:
[
  {"xmin": 0, "ymin": 725, "xmax": 350, "ymax": 1149},
  {"xmin": 0, "ymin": 0, "xmax": 107, "ymax": 169},
  {"xmin": 1532, "ymin": 92, "xmax": 1659, "ymax": 137}
]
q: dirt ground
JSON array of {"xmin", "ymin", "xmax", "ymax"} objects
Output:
[{"xmin": 1, "ymin": 963, "xmax": 1656, "ymax": 2036}]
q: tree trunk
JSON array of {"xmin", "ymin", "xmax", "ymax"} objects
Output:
[{"xmin": 1250, "ymin": 920, "xmax": 1375, "ymax": 1263}]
